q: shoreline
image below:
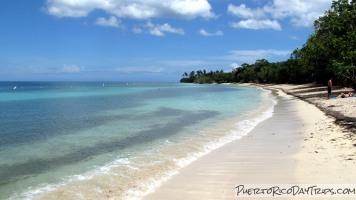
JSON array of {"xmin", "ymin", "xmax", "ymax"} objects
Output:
[
  {"xmin": 256, "ymin": 83, "xmax": 356, "ymax": 134},
  {"xmin": 144, "ymin": 84, "xmax": 356, "ymax": 199},
  {"xmin": 11, "ymin": 84, "xmax": 274, "ymax": 200},
  {"xmin": 256, "ymin": 84, "xmax": 355, "ymax": 183}
]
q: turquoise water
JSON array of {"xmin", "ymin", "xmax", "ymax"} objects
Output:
[{"xmin": 0, "ymin": 82, "xmax": 275, "ymax": 199}]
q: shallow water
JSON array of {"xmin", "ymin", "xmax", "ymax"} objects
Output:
[{"xmin": 0, "ymin": 82, "xmax": 275, "ymax": 199}]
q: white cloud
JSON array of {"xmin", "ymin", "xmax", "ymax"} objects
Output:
[
  {"xmin": 227, "ymin": 4, "xmax": 265, "ymax": 19},
  {"xmin": 95, "ymin": 16, "xmax": 121, "ymax": 28},
  {"xmin": 230, "ymin": 63, "xmax": 240, "ymax": 70},
  {"xmin": 219, "ymin": 49, "xmax": 292, "ymax": 63},
  {"xmin": 230, "ymin": 19, "xmax": 281, "ymax": 31},
  {"xmin": 45, "ymin": 0, "xmax": 104, "ymax": 18},
  {"xmin": 144, "ymin": 22, "xmax": 185, "ymax": 36},
  {"xmin": 45, "ymin": 0, "xmax": 215, "ymax": 19},
  {"xmin": 199, "ymin": 29, "xmax": 224, "ymax": 36},
  {"xmin": 61, "ymin": 64, "xmax": 84, "ymax": 73},
  {"xmin": 228, "ymin": 0, "xmax": 332, "ymax": 28},
  {"xmin": 265, "ymin": 0, "xmax": 332, "ymax": 27}
]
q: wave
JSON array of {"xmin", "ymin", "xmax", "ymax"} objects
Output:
[{"xmin": 122, "ymin": 88, "xmax": 277, "ymax": 199}]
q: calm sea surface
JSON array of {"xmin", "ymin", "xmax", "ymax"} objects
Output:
[{"xmin": 0, "ymin": 82, "xmax": 275, "ymax": 199}]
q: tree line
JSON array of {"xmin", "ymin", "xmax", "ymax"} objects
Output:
[{"xmin": 181, "ymin": 0, "xmax": 355, "ymax": 86}]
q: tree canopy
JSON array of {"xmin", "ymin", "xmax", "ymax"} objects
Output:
[
  {"xmin": 181, "ymin": 0, "xmax": 355, "ymax": 85},
  {"xmin": 302, "ymin": 0, "xmax": 355, "ymax": 82}
]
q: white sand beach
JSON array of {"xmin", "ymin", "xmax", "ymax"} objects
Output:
[{"xmin": 144, "ymin": 85, "xmax": 356, "ymax": 199}]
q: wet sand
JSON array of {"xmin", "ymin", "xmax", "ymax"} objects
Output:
[
  {"xmin": 144, "ymin": 87, "xmax": 356, "ymax": 199},
  {"xmin": 261, "ymin": 83, "xmax": 355, "ymax": 133}
]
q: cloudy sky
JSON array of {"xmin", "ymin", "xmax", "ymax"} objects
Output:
[{"xmin": 0, "ymin": 0, "xmax": 333, "ymax": 82}]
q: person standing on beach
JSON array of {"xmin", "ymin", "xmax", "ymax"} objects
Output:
[{"xmin": 327, "ymin": 78, "xmax": 332, "ymax": 99}]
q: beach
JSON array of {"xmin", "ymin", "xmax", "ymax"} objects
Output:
[
  {"xmin": 144, "ymin": 85, "xmax": 356, "ymax": 199},
  {"xmin": 1, "ymin": 83, "xmax": 354, "ymax": 199},
  {"xmin": 262, "ymin": 83, "xmax": 356, "ymax": 133}
]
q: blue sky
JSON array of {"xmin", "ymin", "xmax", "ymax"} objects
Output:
[{"xmin": 0, "ymin": 0, "xmax": 333, "ymax": 82}]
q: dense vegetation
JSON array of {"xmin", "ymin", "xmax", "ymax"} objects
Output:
[{"xmin": 181, "ymin": 0, "xmax": 355, "ymax": 86}]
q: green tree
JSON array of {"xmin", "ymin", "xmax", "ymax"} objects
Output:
[{"xmin": 302, "ymin": 0, "xmax": 355, "ymax": 83}]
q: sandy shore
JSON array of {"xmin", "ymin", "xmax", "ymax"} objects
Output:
[
  {"xmin": 144, "ymin": 85, "xmax": 355, "ymax": 199},
  {"xmin": 261, "ymin": 83, "xmax": 356, "ymax": 133}
]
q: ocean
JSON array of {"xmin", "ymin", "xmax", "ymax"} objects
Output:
[{"xmin": 0, "ymin": 82, "xmax": 275, "ymax": 199}]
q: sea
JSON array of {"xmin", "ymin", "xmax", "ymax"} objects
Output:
[{"xmin": 0, "ymin": 82, "xmax": 276, "ymax": 200}]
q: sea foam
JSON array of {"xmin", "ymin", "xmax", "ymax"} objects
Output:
[{"xmin": 121, "ymin": 88, "xmax": 276, "ymax": 200}]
